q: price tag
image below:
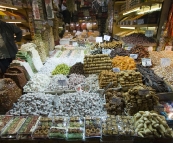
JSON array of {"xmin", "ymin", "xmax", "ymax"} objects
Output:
[
  {"xmin": 148, "ymin": 46, "xmax": 153, "ymax": 51},
  {"xmin": 165, "ymin": 46, "xmax": 172, "ymax": 51},
  {"xmin": 138, "ymin": 89, "xmax": 149, "ymax": 96},
  {"xmin": 111, "ymin": 97, "xmax": 121, "ymax": 106},
  {"xmin": 104, "ymin": 35, "xmax": 111, "ymax": 41},
  {"xmin": 48, "ymin": 20, "xmax": 53, "ymax": 26},
  {"xmin": 145, "ymin": 30, "xmax": 154, "ymax": 37},
  {"xmin": 130, "ymin": 54, "xmax": 138, "ymax": 59},
  {"xmin": 96, "ymin": 37, "xmax": 103, "ymax": 43},
  {"xmin": 4, "ymin": 16, "xmax": 8, "ymax": 19},
  {"xmin": 11, "ymin": 16, "xmax": 15, "ymax": 20},
  {"xmin": 113, "ymin": 67, "xmax": 120, "ymax": 73},
  {"xmin": 58, "ymin": 80, "xmax": 66, "ymax": 87},
  {"xmin": 142, "ymin": 58, "xmax": 152, "ymax": 67},
  {"xmin": 102, "ymin": 48, "xmax": 112, "ymax": 55},
  {"xmin": 72, "ymin": 42, "xmax": 78, "ymax": 47},
  {"xmin": 161, "ymin": 58, "xmax": 171, "ymax": 67},
  {"xmin": 125, "ymin": 46, "xmax": 132, "ymax": 50}
]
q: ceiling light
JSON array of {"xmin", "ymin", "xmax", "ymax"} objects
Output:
[
  {"xmin": 7, "ymin": 22, "xmax": 22, "ymax": 23},
  {"xmin": 123, "ymin": 7, "xmax": 140, "ymax": 15},
  {"xmin": 120, "ymin": 26, "xmax": 135, "ymax": 29},
  {"xmin": 0, "ymin": 5, "xmax": 17, "ymax": 10},
  {"xmin": 0, "ymin": 8, "xmax": 5, "ymax": 11}
]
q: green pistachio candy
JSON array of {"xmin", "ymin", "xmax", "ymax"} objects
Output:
[{"xmin": 52, "ymin": 64, "xmax": 70, "ymax": 75}]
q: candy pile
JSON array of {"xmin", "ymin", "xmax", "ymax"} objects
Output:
[
  {"xmin": 69, "ymin": 62, "xmax": 84, "ymax": 75},
  {"xmin": 110, "ymin": 48, "xmax": 129, "ymax": 58},
  {"xmin": 112, "ymin": 56, "xmax": 136, "ymax": 70},
  {"xmin": 9, "ymin": 93, "xmax": 54, "ymax": 116},
  {"xmin": 53, "ymin": 93, "xmax": 106, "ymax": 116},
  {"xmin": 100, "ymin": 41, "xmax": 122, "ymax": 49},
  {"xmin": 23, "ymin": 74, "xmax": 51, "ymax": 92},
  {"xmin": 84, "ymin": 54, "xmax": 112, "ymax": 74},
  {"xmin": 85, "ymin": 74, "xmax": 99, "ymax": 92},
  {"xmin": 99, "ymin": 70, "xmax": 118, "ymax": 89},
  {"xmin": 68, "ymin": 74, "xmax": 86, "ymax": 90}
]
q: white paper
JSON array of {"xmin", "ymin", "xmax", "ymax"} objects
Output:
[
  {"xmin": 161, "ymin": 58, "xmax": 171, "ymax": 67},
  {"xmin": 130, "ymin": 54, "xmax": 138, "ymax": 59},
  {"xmin": 96, "ymin": 37, "xmax": 103, "ymax": 43},
  {"xmin": 102, "ymin": 48, "xmax": 112, "ymax": 55},
  {"xmin": 104, "ymin": 35, "xmax": 111, "ymax": 41},
  {"xmin": 145, "ymin": 30, "xmax": 154, "ymax": 37},
  {"xmin": 113, "ymin": 67, "xmax": 120, "ymax": 72},
  {"xmin": 142, "ymin": 58, "xmax": 152, "ymax": 67},
  {"xmin": 148, "ymin": 46, "xmax": 153, "ymax": 51},
  {"xmin": 165, "ymin": 46, "xmax": 172, "ymax": 51}
]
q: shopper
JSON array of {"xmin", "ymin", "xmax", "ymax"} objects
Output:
[{"xmin": 0, "ymin": 20, "xmax": 22, "ymax": 74}]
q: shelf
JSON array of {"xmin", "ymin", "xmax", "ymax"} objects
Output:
[
  {"xmin": 119, "ymin": 1, "xmax": 163, "ymax": 15},
  {"xmin": 117, "ymin": 24, "xmax": 158, "ymax": 28},
  {"xmin": 1, "ymin": 19, "xmax": 27, "ymax": 23},
  {"xmin": 114, "ymin": 0, "xmax": 126, "ymax": 5},
  {"xmin": 0, "ymin": 2, "xmax": 22, "ymax": 9}
]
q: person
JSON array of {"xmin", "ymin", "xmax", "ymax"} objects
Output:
[{"xmin": 0, "ymin": 20, "xmax": 22, "ymax": 74}]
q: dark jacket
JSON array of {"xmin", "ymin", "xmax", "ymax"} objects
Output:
[{"xmin": 0, "ymin": 20, "xmax": 22, "ymax": 58}]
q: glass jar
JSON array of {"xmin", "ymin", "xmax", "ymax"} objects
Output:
[
  {"xmin": 76, "ymin": 22, "xmax": 81, "ymax": 31},
  {"xmin": 81, "ymin": 22, "xmax": 86, "ymax": 30},
  {"xmin": 92, "ymin": 21, "xmax": 98, "ymax": 30},
  {"xmin": 70, "ymin": 23, "xmax": 76, "ymax": 31},
  {"xmin": 86, "ymin": 22, "xmax": 92, "ymax": 30}
]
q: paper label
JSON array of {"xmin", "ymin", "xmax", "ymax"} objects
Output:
[
  {"xmin": 138, "ymin": 89, "xmax": 149, "ymax": 96},
  {"xmin": 125, "ymin": 46, "xmax": 132, "ymax": 50},
  {"xmin": 58, "ymin": 80, "xmax": 66, "ymax": 86},
  {"xmin": 72, "ymin": 42, "xmax": 78, "ymax": 47},
  {"xmin": 145, "ymin": 30, "xmax": 154, "ymax": 37},
  {"xmin": 142, "ymin": 58, "xmax": 152, "ymax": 67},
  {"xmin": 11, "ymin": 16, "xmax": 15, "ymax": 20},
  {"xmin": 104, "ymin": 35, "xmax": 111, "ymax": 41},
  {"xmin": 148, "ymin": 46, "xmax": 153, "ymax": 51},
  {"xmin": 113, "ymin": 67, "xmax": 120, "ymax": 73},
  {"xmin": 96, "ymin": 37, "xmax": 103, "ymax": 43},
  {"xmin": 102, "ymin": 48, "xmax": 112, "ymax": 55},
  {"xmin": 130, "ymin": 54, "xmax": 138, "ymax": 59},
  {"xmin": 165, "ymin": 46, "xmax": 172, "ymax": 51},
  {"xmin": 111, "ymin": 97, "xmax": 121, "ymax": 105},
  {"xmin": 161, "ymin": 58, "xmax": 171, "ymax": 67}
]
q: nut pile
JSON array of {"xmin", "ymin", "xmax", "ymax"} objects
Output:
[
  {"xmin": 112, "ymin": 56, "xmax": 136, "ymax": 70},
  {"xmin": 53, "ymin": 93, "xmax": 106, "ymax": 116},
  {"xmin": 67, "ymin": 74, "xmax": 86, "ymax": 90},
  {"xmin": 52, "ymin": 64, "xmax": 70, "ymax": 75},
  {"xmin": 110, "ymin": 48, "xmax": 129, "ymax": 59},
  {"xmin": 134, "ymin": 111, "xmax": 173, "ymax": 138},
  {"xmin": 122, "ymin": 33, "xmax": 156, "ymax": 45},
  {"xmin": 118, "ymin": 71, "xmax": 142, "ymax": 88},
  {"xmin": 105, "ymin": 89, "xmax": 125, "ymax": 115},
  {"xmin": 90, "ymin": 48, "xmax": 102, "ymax": 55},
  {"xmin": 69, "ymin": 62, "xmax": 84, "ymax": 75},
  {"xmin": 9, "ymin": 93, "xmax": 54, "ymax": 116},
  {"xmin": 149, "ymin": 51, "xmax": 173, "ymax": 66},
  {"xmin": 152, "ymin": 66, "xmax": 173, "ymax": 88},
  {"xmin": 84, "ymin": 54, "xmax": 112, "ymax": 74},
  {"xmin": 130, "ymin": 45, "xmax": 149, "ymax": 61},
  {"xmin": 123, "ymin": 86, "xmax": 159, "ymax": 115},
  {"xmin": 137, "ymin": 65, "xmax": 170, "ymax": 92},
  {"xmin": 23, "ymin": 74, "xmax": 51, "ymax": 92},
  {"xmin": 99, "ymin": 70, "xmax": 118, "ymax": 89},
  {"xmin": 100, "ymin": 41, "xmax": 122, "ymax": 49}
]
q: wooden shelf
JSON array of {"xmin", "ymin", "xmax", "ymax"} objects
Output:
[
  {"xmin": 1, "ymin": 19, "xmax": 27, "ymax": 23},
  {"xmin": 114, "ymin": 1, "xmax": 126, "ymax": 5},
  {"xmin": 119, "ymin": 1, "xmax": 163, "ymax": 15},
  {"xmin": 0, "ymin": 2, "xmax": 22, "ymax": 9},
  {"xmin": 117, "ymin": 24, "xmax": 158, "ymax": 27}
]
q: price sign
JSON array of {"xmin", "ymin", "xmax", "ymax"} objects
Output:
[
  {"xmin": 48, "ymin": 20, "xmax": 53, "ymax": 26},
  {"xmin": 11, "ymin": 16, "xmax": 15, "ymax": 20},
  {"xmin": 111, "ymin": 97, "xmax": 121, "ymax": 105},
  {"xmin": 72, "ymin": 42, "xmax": 78, "ymax": 47},
  {"xmin": 161, "ymin": 58, "xmax": 171, "ymax": 67},
  {"xmin": 96, "ymin": 37, "xmax": 103, "ymax": 43},
  {"xmin": 125, "ymin": 46, "xmax": 132, "ymax": 50},
  {"xmin": 145, "ymin": 30, "xmax": 154, "ymax": 37},
  {"xmin": 113, "ymin": 67, "xmax": 120, "ymax": 73},
  {"xmin": 138, "ymin": 89, "xmax": 149, "ymax": 96},
  {"xmin": 130, "ymin": 54, "xmax": 138, "ymax": 59},
  {"xmin": 165, "ymin": 46, "xmax": 172, "ymax": 51},
  {"xmin": 58, "ymin": 80, "xmax": 66, "ymax": 87},
  {"xmin": 142, "ymin": 58, "xmax": 152, "ymax": 67},
  {"xmin": 104, "ymin": 35, "xmax": 111, "ymax": 41},
  {"xmin": 102, "ymin": 48, "xmax": 112, "ymax": 55},
  {"xmin": 148, "ymin": 46, "xmax": 153, "ymax": 51}
]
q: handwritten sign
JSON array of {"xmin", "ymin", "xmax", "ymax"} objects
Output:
[
  {"xmin": 161, "ymin": 58, "xmax": 171, "ymax": 67},
  {"xmin": 165, "ymin": 46, "xmax": 172, "ymax": 51},
  {"xmin": 104, "ymin": 35, "xmax": 111, "ymax": 41},
  {"xmin": 113, "ymin": 67, "xmax": 120, "ymax": 73},
  {"xmin": 102, "ymin": 48, "xmax": 112, "ymax": 55},
  {"xmin": 148, "ymin": 46, "xmax": 153, "ymax": 51},
  {"xmin": 96, "ymin": 37, "xmax": 103, "ymax": 43},
  {"xmin": 111, "ymin": 97, "xmax": 121, "ymax": 105},
  {"xmin": 58, "ymin": 80, "xmax": 66, "ymax": 87},
  {"xmin": 142, "ymin": 58, "xmax": 152, "ymax": 67},
  {"xmin": 145, "ymin": 30, "xmax": 154, "ymax": 37},
  {"xmin": 130, "ymin": 54, "xmax": 138, "ymax": 59}
]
